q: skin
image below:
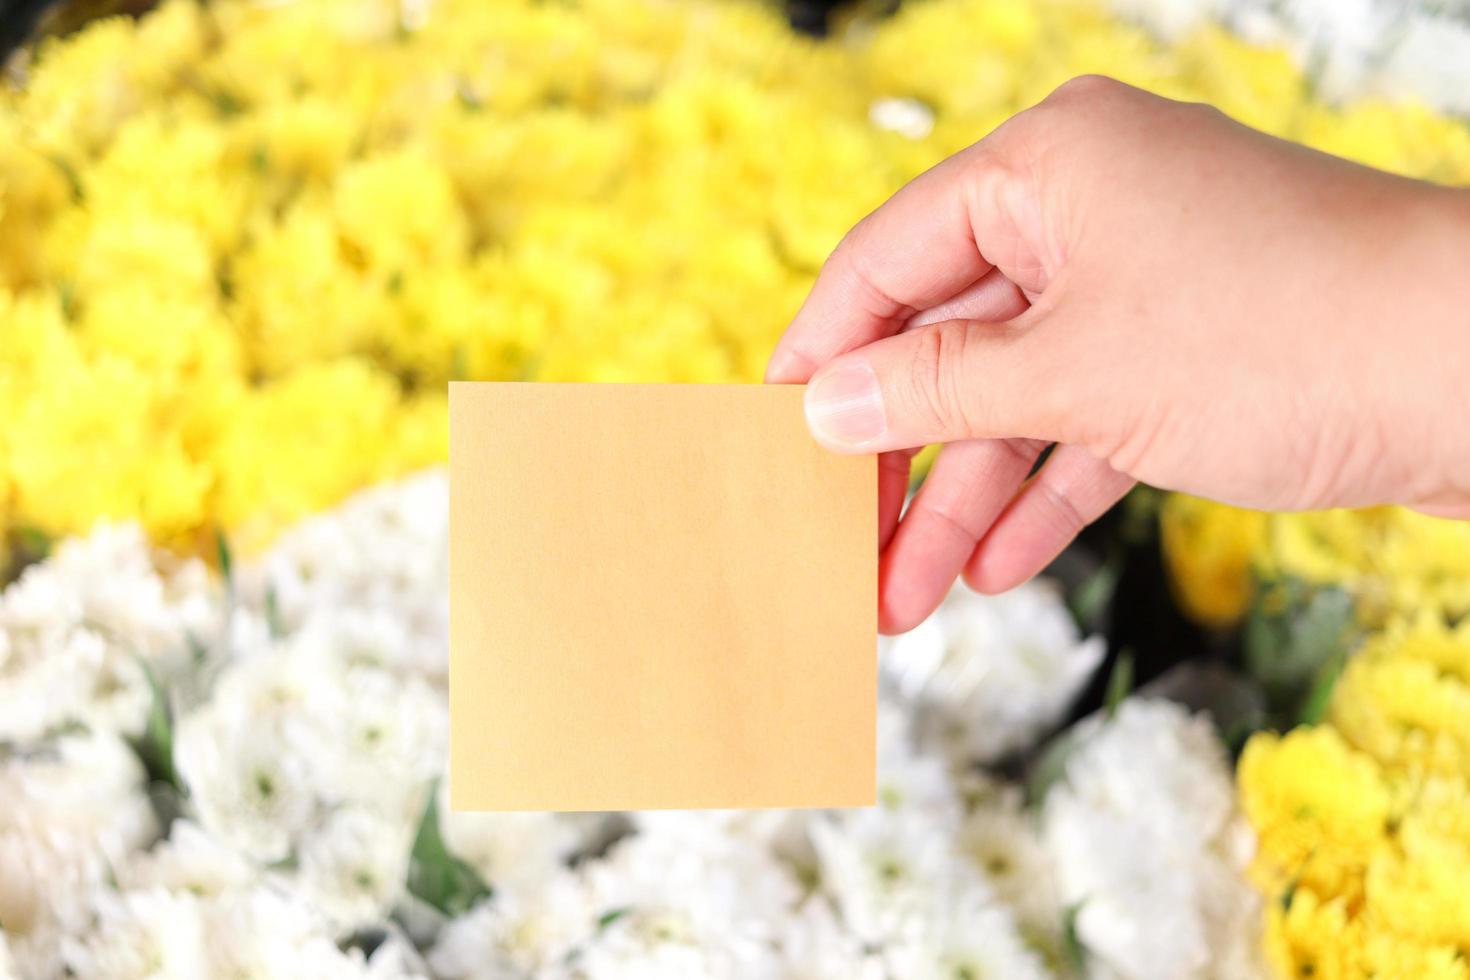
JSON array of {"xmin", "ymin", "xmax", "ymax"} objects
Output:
[{"xmin": 766, "ymin": 75, "xmax": 1470, "ymax": 635}]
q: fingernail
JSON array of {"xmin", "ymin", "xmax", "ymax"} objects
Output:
[{"xmin": 805, "ymin": 362, "xmax": 886, "ymax": 448}]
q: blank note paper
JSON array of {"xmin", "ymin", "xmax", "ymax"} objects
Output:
[{"xmin": 448, "ymin": 382, "xmax": 876, "ymax": 812}]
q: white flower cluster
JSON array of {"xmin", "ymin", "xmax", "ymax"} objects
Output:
[
  {"xmin": 1043, "ymin": 700, "xmax": 1267, "ymax": 980},
  {"xmin": 883, "ymin": 580, "xmax": 1107, "ymax": 764},
  {"xmin": 1115, "ymin": 0, "xmax": 1470, "ymax": 113},
  {"xmin": 0, "ymin": 524, "xmax": 217, "ymax": 743},
  {"xmin": 0, "ymin": 470, "xmax": 1264, "ymax": 979}
]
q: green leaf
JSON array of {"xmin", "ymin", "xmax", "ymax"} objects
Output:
[
  {"xmin": 1103, "ymin": 650, "xmax": 1134, "ymax": 719},
  {"xmin": 455, "ymin": 81, "xmax": 484, "ymax": 112},
  {"xmin": 265, "ymin": 584, "xmax": 286, "ymax": 640},
  {"xmin": 340, "ymin": 927, "xmax": 388, "ymax": 959},
  {"xmin": 126, "ymin": 658, "xmax": 183, "ymax": 794},
  {"xmin": 215, "ymin": 530, "xmax": 234, "ymax": 590},
  {"xmin": 1140, "ymin": 663, "xmax": 1268, "ymax": 757},
  {"xmin": 267, "ymin": 850, "xmax": 299, "ymax": 873},
  {"xmin": 15, "ymin": 525, "xmax": 52, "ymax": 560},
  {"xmin": 57, "ymin": 280, "xmax": 80, "ymax": 322},
  {"xmin": 1244, "ymin": 577, "xmax": 1357, "ymax": 720},
  {"xmin": 1068, "ymin": 552, "xmax": 1121, "ymax": 634},
  {"xmin": 406, "ymin": 781, "xmax": 493, "ymax": 917},
  {"xmin": 44, "ymin": 153, "xmax": 84, "ymax": 203},
  {"xmin": 211, "ymin": 88, "xmax": 245, "ymax": 118},
  {"xmin": 1120, "ymin": 485, "xmax": 1165, "ymax": 545},
  {"xmin": 1061, "ymin": 901, "xmax": 1088, "ymax": 975},
  {"xmin": 1024, "ymin": 726, "xmax": 1084, "ymax": 807},
  {"xmin": 1298, "ymin": 650, "xmax": 1349, "ymax": 726},
  {"xmin": 597, "ymin": 907, "xmax": 630, "ymax": 930}
]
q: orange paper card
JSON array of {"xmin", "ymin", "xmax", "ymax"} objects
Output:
[{"xmin": 449, "ymin": 382, "xmax": 876, "ymax": 811}]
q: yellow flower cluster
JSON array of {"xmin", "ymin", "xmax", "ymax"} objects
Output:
[
  {"xmin": 1240, "ymin": 616, "xmax": 1470, "ymax": 979},
  {"xmin": 1162, "ymin": 498, "xmax": 1470, "ymax": 627},
  {"xmin": 5, "ymin": 0, "xmax": 1470, "ymax": 551}
]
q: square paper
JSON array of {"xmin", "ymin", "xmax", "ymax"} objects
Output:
[{"xmin": 449, "ymin": 382, "xmax": 876, "ymax": 811}]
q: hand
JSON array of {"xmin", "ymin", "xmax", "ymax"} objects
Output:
[{"xmin": 766, "ymin": 75, "xmax": 1470, "ymax": 634}]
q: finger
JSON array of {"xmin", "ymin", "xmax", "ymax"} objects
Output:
[
  {"xmin": 878, "ymin": 449, "xmax": 919, "ymax": 551},
  {"xmin": 904, "ymin": 266, "xmax": 1029, "ymax": 332},
  {"xmin": 802, "ymin": 315, "xmax": 1071, "ymax": 454},
  {"xmin": 765, "ymin": 143, "xmax": 1015, "ymax": 384},
  {"xmin": 965, "ymin": 446, "xmax": 1135, "ymax": 593},
  {"xmin": 878, "ymin": 437, "xmax": 1048, "ymax": 634},
  {"xmin": 876, "ymin": 266, "xmax": 1032, "ymax": 558}
]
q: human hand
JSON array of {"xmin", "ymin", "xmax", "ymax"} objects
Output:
[{"xmin": 766, "ymin": 75, "xmax": 1470, "ymax": 634}]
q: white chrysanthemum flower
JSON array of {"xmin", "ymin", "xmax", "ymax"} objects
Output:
[
  {"xmin": 116, "ymin": 819, "xmax": 255, "ymax": 897},
  {"xmin": 868, "ymin": 97, "xmax": 935, "ymax": 139},
  {"xmin": 292, "ymin": 807, "xmax": 413, "ymax": 931},
  {"xmin": 953, "ymin": 777, "xmax": 1062, "ymax": 940},
  {"xmin": 246, "ymin": 471, "xmax": 448, "ymax": 681},
  {"xmin": 440, "ymin": 785, "xmax": 581, "ymax": 892},
  {"xmin": 0, "ymin": 929, "xmax": 17, "ymax": 980},
  {"xmin": 1377, "ymin": 12, "xmax": 1470, "ymax": 115},
  {"xmin": 430, "ymin": 874, "xmax": 595, "ymax": 979},
  {"xmin": 779, "ymin": 898, "xmax": 885, "ymax": 980},
  {"xmin": 0, "ymin": 730, "xmax": 156, "ymax": 976},
  {"xmin": 632, "ymin": 807, "xmax": 819, "ymax": 894},
  {"xmin": 873, "ymin": 697, "xmax": 962, "ymax": 825},
  {"xmin": 1110, "ymin": 0, "xmax": 1226, "ymax": 40},
  {"xmin": 810, "ymin": 808, "xmax": 967, "ymax": 947},
  {"xmin": 1232, "ymin": 0, "xmax": 1399, "ymax": 103},
  {"xmin": 316, "ymin": 664, "xmax": 445, "ymax": 821},
  {"xmin": 288, "ymin": 605, "xmax": 423, "ymax": 676},
  {"xmin": 66, "ymin": 877, "xmax": 424, "ymax": 980},
  {"xmin": 882, "ymin": 888, "xmax": 1055, "ymax": 980},
  {"xmin": 204, "ymin": 637, "xmax": 341, "ymax": 729},
  {"xmin": 202, "ymin": 884, "xmax": 421, "ymax": 980},
  {"xmin": 1041, "ymin": 699, "xmax": 1265, "ymax": 980},
  {"xmin": 884, "ymin": 580, "xmax": 1105, "ymax": 765},
  {"xmin": 633, "ymin": 806, "xmax": 803, "ymax": 851},
  {"xmin": 175, "ymin": 710, "xmax": 317, "ymax": 862},
  {"xmin": 61, "ymin": 887, "xmax": 210, "ymax": 979},
  {"xmin": 572, "ymin": 827, "xmax": 799, "ymax": 979},
  {"xmin": 364, "ymin": 932, "xmax": 432, "ymax": 980},
  {"xmin": 0, "ymin": 524, "xmax": 217, "ymax": 741},
  {"xmin": 176, "ymin": 620, "xmax": 439, "ymax": 861}
]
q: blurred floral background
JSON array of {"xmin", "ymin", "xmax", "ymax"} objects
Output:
[{"xmin": 2, "ymin": 0, "xmax": 1470, "ymax": 977}]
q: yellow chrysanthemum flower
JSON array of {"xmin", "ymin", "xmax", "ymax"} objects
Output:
[
  {"xmin": 206, "ymin": 358, "xmax": 406, "ymax": 551},
  {"xmin": 3, "ymin": 0, "xmax": 1470, "ymax": 557},
  {"xmin": 1239, "ymin": 726, "xmax": 1392, "ymax": 902},
  {"xmin": 1264, "ymin": 886, "xmax": 1365, "ymax": 980},
  {"xmin": 1164, "ymin": 502, "xmax": 1470, "ymax": 628},
  {"xmin": 1330, "ymin": 616, "xmax": 1470, "ymax": 779},
  {"xmin": 1159, "ymin": 494, "xmax": 1269, "ymax": 628},
  {"xmin": 1243, "ymin": 616, "xmax": 1470, "ymax": 979}
]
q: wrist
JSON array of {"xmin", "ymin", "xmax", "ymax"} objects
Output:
[{"xmin": 1384, "ymin": 184, "xmax": 1470, "ymax": 514}]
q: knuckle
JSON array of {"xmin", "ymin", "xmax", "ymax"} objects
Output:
[
  {"xmin": 1013, "ymin": 76, "xmax": 1132, "ymax": 169},
  {"xmin": 824, "ymin": 217, "xmax": 869, "ymax": 275},
  {"xmin": 1190, "ymin": 99, "xmax": 1229, "ymax": 123},
  {"xmin": 926, "ymin": 497, "xmax": 985, "ymax": 542},
  {"xmin": 1047, "ymin": 73, "xmax": 1124, "ymax": 106},
  {"xmin": 1094, "ymin": 402, "xmax": 1159, "ymax": 476},
  {"xmin": 904, "ymin": 322, "xmax": 981, "ymax": 436},
  {"xmin": 1034, "ymin": 478, "xmax": 1086, "ymax": 539}
]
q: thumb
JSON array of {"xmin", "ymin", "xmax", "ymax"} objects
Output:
[{"xmin": 801, "ymin": 317, "xmax": 1072, "ymax": 452}]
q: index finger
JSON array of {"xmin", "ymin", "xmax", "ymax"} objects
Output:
[{"xmin": 764, "ymin": 144, "xmax": 999, "ymax": 384}]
